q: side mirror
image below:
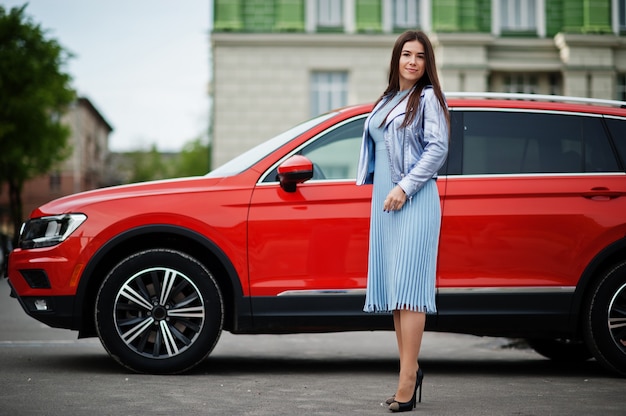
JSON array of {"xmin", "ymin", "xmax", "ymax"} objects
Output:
[{"xmin": 277, "ymin": 155, "xmax": 314, "ymax": 192}]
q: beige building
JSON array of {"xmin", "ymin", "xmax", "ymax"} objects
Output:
[
  {"xmin": 210, "ymin": 0, "xmax": 626, "ymax": 167},
  {"xmin": 61, "ymin": 97, "xmax": 113, "ymax": 193},
  {"xmin": 0, "ymin": 97, "xmax": 113, "ymax": 234}
]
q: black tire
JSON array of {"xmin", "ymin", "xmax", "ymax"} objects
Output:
[
  {"xmin": 526, "ymin": 338, "xmax": 593, "ymax": 362},
  {"xmin": 583, "ymin": 260, "xmax": 626, "ymax": 377},
  {"xmin": 95, "ymin": 248, "xmax": 223, "ymax": 374}
]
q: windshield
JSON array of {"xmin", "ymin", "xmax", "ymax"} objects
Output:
[{"xmin": 207, "ymin": 112, "xmax": 337, "ymax": 178}]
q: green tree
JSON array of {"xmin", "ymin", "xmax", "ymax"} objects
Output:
[
  {"xmin": 172, "ymin": 137, "xmax": 210, "ymax": 177},
  {"xmin": 126, "ymin": 145, "xmax": 172, "ymax": 183},
  {"xmin": 119, "ymin": 138, "xmax": 210, "ymax": 184},
  {"xmin": 0, "ymin": 5, "xmax": 75, "ymax": 241}
]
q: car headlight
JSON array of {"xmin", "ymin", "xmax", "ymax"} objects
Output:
[{"xmin": 19, "ymin": 213, "xmax": 87, "ymax": 249}]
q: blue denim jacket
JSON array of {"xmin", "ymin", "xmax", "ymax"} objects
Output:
[{"xmin": 356, "ymin": 86, "xmax": 449, "ymax": 198}]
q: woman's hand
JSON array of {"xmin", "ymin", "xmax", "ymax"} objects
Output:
[{"xmin": 383, "ymin": 185, "xmax": 407, "ymax": 212}]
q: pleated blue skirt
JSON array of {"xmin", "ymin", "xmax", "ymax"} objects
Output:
[{"xmin": 363, "ymin": 132, "xmax": 440, "ymax": 313}]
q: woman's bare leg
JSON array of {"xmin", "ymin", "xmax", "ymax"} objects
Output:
[
  {"xmin": 394, "ymin": 310, "xmax": 426, "ymax": 403},
  {"xmin": 393, "ymin": 310, "xmax": 403, "ymax": 359}
]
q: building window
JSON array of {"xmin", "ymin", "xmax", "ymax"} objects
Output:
[
  {"xmin": 548, "ymin": 73, "xmax": 562, "ymax": 96},
  {"xmin": 620, "ymin": 0, "xmax": 626, "ymax": 31},
  {"xmin": 503, "ymin": 74, "xmax": 538, "ymax": 94},
  {"xmin": 317, "ymin": 0, "xmax": 343, "ymax": 28},
  {"xmin": 490, "ymin": 72, "xmax": 560, "ymax": 95},
  {"xmin": 310, "ymin": 71, "xmax": 348, "ymax": 117},
  {"xmin": 500, "ymin": 0, "xmax": 536, "ymax": 31},
  {"xmin": 393, "ymin": 0, "xmax": 420, "ymax": 29},
  {"xmin": 618, "ymin": 74, "xmax": 626, "ymax": 101},
  {"xmin": 49, "ymin": 172, "xmax": 61, "ymax": 192}
]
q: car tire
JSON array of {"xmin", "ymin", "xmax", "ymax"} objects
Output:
[
  {"xmin": 526, "ymin": 338, "xmax": 593, "ymax": 362},
  {"xmin": 583, "ymin": 260, "xmax": 626, "ymax": 377},
  {"xmin": 95, "ymin": 248, "xmax": 223, "ymax": 374}
]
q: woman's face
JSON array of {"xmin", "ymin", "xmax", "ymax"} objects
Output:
[{"xmin": 398, "ymin": 40, "xmax": 425, "ymax": 91}]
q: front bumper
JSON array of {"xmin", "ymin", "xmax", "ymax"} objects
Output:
[{"xmin": 7, "ymin": 279, "xmax": 76, "ymax": 329}]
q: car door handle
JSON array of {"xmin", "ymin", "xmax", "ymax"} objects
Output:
[{"xmin": 582, "ymin": 187, "xmax": 625, "ymax": 200}]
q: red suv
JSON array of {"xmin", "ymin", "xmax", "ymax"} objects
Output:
[{"xmin": 7, "ymin": 93, "xmax": 626, "ymax": 375}]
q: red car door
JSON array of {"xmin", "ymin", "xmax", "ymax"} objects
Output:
[
  {"xmin": 247, "ymin": 117, "xmax": 371, "ymax": 297},
  {"xmin": 438, "ymin": 109, "xmax": 626, "ymax": 290}
]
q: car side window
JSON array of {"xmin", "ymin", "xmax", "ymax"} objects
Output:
[
  {"xmin": 583, "ymin": 117, "xmax": 621, "ymax": 172},
  {"xmin": 458, "ymin": 111, "xmax": 619, "ymax": 175},
  {"xmin": 262, "ymin": 117, "xmax": 365, "ymax": 182},
  {"xmin": 604, "ymin": 117, "xmax": 626, "ymax": 170}
]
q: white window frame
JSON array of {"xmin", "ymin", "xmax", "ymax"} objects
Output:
[
  {"xmin": 306, "ymin": 0, "xmax": 354, "ymax": 33},
  {"xmin": 310, "ymin": 71, "xmax": 349, "ymax": 117},
  {"xmin": 492, "ymin": 0, "xmax": 545, "ymax": 37},
  {"xmin": 317, "ymin": 0, "xmax": 342, "ymax": 27},
  {"xmin": 392, "ymin": 0, "xmax": 420, "ymax": 29},
  {"xmin": 501, "ymin": 0, "xmax": 536, "ymax": 31},
  {"xmin": 382, "ymin": 0, "xmax": 430, "ymax": 33}
]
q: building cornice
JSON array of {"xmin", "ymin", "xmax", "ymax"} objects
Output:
[
  {"xmin": 211, "ymin": 31, "xmax": 626, "ymax": 50},
  {"xmin": 554, "ymin": 33, "xmax": 624, "ymax": 48},
  {"xmin": 430, "ymin": 32, "xmax": 495, "ymax": 46},
  {"xmin": 211, "ymin": 32, "xmax": 398, "ymax": 48}
]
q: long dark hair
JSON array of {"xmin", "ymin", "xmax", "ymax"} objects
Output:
[{"xmin": 375, "ymin": 30, "xmax": 449, "ymax": 128}]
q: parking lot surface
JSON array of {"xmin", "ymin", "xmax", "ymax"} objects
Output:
[{"xmin": 0, "ymin": 279, "xmax": 624, "ymax": 415}]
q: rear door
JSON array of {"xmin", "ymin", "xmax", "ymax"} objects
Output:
[{"xmin": 437, "ymin": 109, "xmax": 626, "ymax": 331}]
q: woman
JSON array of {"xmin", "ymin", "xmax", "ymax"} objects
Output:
[{"xmin": 356, "ymin": 30, "xmax": 449, "ymax": 412}]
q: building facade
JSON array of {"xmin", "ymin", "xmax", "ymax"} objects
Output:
[
  {"xmin": 210, "ymin": 0, "xmax": 626, "ymax": 167},
  {"xmin": 0, "ymin": 97, "xmax": 113, "ymax": 235}
]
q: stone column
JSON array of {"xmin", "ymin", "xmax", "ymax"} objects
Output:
[
  {"xmin": 431, "ymin": 33, "xmax": 491, "ymax": 93},
  {"xmin": 555, "ymin": 33, "xmax": 620, "ymax": 100}
]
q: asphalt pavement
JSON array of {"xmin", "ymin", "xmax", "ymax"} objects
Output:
[{"xmin": 0, "ymin": 278, "xmax": 624, "ymax": 416}]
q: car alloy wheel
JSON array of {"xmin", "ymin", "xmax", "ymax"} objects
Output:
[
  {"xmin": 96, "ymin": 249, "xmax": 223, "ymax": 374},
  {"xmin": 584, "ymin": 260, "xmax": 626, "ymax": 376},
  {"xmin": 114, "ymin": 266, "xmax": 205, "ymax": 358},
  {"xmin": 607, "ymin": 282, "xmax": 626, "ymax": 351}
]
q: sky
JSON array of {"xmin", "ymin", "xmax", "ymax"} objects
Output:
[{"xmin": 3, "ymin": 0, "xmax": 211, "ymax": 152}]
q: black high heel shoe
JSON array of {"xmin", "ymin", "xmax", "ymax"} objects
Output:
[
  {"xmin": 385, "ymin": 368, "xmax": 424, "ymax": 405},
  {"xmin": 388, "ymin": 368, "xmax": 423, "ymax": 413}
]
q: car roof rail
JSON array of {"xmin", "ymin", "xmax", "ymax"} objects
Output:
[{"xmin": 446, "ymin": 92, "xmax": 626, "ymax": 109}]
